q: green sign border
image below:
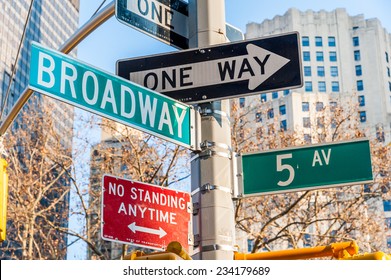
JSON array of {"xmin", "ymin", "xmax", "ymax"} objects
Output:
[
  {"xmin": 28, "ymin": 42, "xmax": 198, "ymax": 150},
  {"xmin": 237, "ymin": 138, "xmax": 373, "ymax": 197}
]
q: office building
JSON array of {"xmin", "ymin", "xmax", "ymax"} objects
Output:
[
  {"xmin": 237, "ymin": 8, "xmax": 391, "ymax": 252},
  {"xmin": 0, "ymin": 0, "xmax": 79, "ymax": 259},
  {"xmin": 246, "ymin": 8, "xmax": 391, "ymax": 143}
]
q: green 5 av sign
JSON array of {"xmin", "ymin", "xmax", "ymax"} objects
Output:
[
  {"xmin": 236, "ymin": 139, "xmax": 373, "ymax": 197},
  {"xmin": 28, "ymin": 42, "xmax": 198, "ymax": 150}
]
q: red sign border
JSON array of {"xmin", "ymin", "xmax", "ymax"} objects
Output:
[{"xmin": 100, "ymin": 174, "xmax": 192, "ymax": 251}]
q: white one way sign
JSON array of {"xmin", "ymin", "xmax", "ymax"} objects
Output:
[{"xmin": 117, "ymin": 32, "xmax": 302, "ymax": 103}]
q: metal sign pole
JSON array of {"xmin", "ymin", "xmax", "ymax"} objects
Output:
[{"xmin": 189, "ymin": 0, "xmax": 235, "ymax": 260}]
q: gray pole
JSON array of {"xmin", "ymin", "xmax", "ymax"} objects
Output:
[{"xmin": 189, "ymin": 0, "xmax": 235, "ymax": 260}]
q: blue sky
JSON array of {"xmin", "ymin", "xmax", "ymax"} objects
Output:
[
  {"xmin": 67, "ymin": 0, "xmax": 391, "ymax": 260},
  {"xmin": 77, "ymin": 0, "xmax": 391, "ymax": 73}
]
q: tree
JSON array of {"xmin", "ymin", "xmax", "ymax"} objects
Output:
[
  {"xmin": 84, "ymin": 119, "xmax": 190, "ymax": 260},
  {"xmin": 231, "ymin": 94, "xmax": 391, "ymax": 254},
  {"xmin": 0, "ymin": 97, "xmax": 190, "ymax": 260},
  {"xmin": 0, "ymin": 102, "xmax": 74, "ymax": 259}
]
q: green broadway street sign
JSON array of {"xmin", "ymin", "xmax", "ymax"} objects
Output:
[
  {"xmin": 236, "ymin": 139, "xmax": 373, "ymax": 197},
  {"xmin": 28, "ymin": 42, "xmax": 197, "ymax": 150}
]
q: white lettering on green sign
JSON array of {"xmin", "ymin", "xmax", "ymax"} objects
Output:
[{"xmin": 29, "ymin": 42, "xmax": 192, "ymax": 148}]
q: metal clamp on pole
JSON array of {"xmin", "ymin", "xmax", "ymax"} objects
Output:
[
  {"xmin": 200, "ymin": 140, "xmax": 232, "ymax": 153},
  {"xmin": 190, "ymin": 149, "xmax": 231, "ymax": 162},
  {"xmin": 191, "ymin": 183, "xmax": 232, "ymax": 196},
  {"xmin": 197, "ymin": 105, "xmax": 231, "ymax": 123}
]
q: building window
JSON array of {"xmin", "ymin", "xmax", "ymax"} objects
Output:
[
  {"xmin": 386, "ymin": 52, "xmax": 389, "ymax": 63},
  {"xmin": 386, "ymin": 218, "xmax": 391, "ymax": 229},
  {"xmin": 302, "ymin": 36, "xmax": 309, "ymax": 46},
  {"xmin": 317, "ymin": 117, "xmax": 325, "ymax": 128},
  {"xmin": 357, "ymin": 80, "xmax": 364, "ymax": 91},
  {"xmin": 387, "ymin": 67, "xmax": 390, "ymax": 77},
  {"xmin": 255, "ymin": 112, "xmax": 262, "ymax": 122},
  {"xmin": 261, "ymin": 93, "xmax": 267, "ymax": 102},
  {"xmin": 332, "ymin": 81, "xmax": 340, "ymax": 92},
  {"xmin": 247, "ymin": 239, "xmax": 255, "ymax": 252},
  {"xmin": 318, "ymin": 81, "xmax": 326, "ymax": 92},
  {"xmin": 363, "ymin": 184, "xmax": 371, "ymax": 193},
  {"xmin": 305, "ymin": 81, "xmax": 313, "ymax": 92},
  {"xmin": 316, "ymin": 51, "xmax": 324, "ymax": 61},
  {"xmin": 331, "ymin": 119, "xmax": 337, "ymax": 128},
  {"xmin": 328, "ymin": 36, "xmax": 336, "ymax": 47},
  {"xmin": 388, "ymin": 236, "xmax": 391, "ymax": 249},
  {"xmin": 330, "ymin": 101, "xmax": 337, "ymax": 112},
  {"xmin": 267, "ymin": 108, "xmax": 274, "ymax": 119},
  {"xmin": 355, "ymin": 65, "xmax": 362, "ymax": 76},
  {"xmin": 304, "ymin": 233, "xmax": 312, "ymax": 247},
  {"xmin": 353, "ymin": 36, "xmax": 359, "ymax": 46},
  {"xmin": 304, "ymin": 134, "xmax": 311, "ymax": 143},
  {"xmin": 239, "ymin": 97, "xmax": 245, "ymax": 108},
  {"xmin": 389, "ymin": 82, "xmax": 391, "ymax": 92},
  {"xmin": 329, "ymin": 51, "xmax": 337, "ymax": 62},
  {"xmin": 303, "ymin": 117, "xmax": 311, "ymax": 128},
  {"xmin": 376, "ymin": 125, "xmax": 385, "ymax": 143},
  {"xmin": 279, "ymin": 104, "xmax": 286, "ymax": 115},
  {"xmin": 354, "ymin": 50, "xmax": 361, "ymax": 61},
  {"xmin": 359, "ymin": 111, "xmax": 367, "ymax": 122},
  {"xmin": 272, "ymin": 91, "xmax": 279, "ymax": 99},
  {"xmin": 316, "ymin": 102, "xmax": 324, "ymax": 111},
  {"xmin": 330, "ymin": 66, "xmax": 338, "ymax": 77},
  {"xmin": 358, "ymin": 95, "xmax": 365, "ymax": 106},
  {"xmin": 304, "ymin": 66, "xmax": 312, "ymax": 76},
  {"xmin": 315, "ymin": 36, "xmax": 323, "ymax": 47},
  {"xmin": 384, "ymin": 200, "xmax": 391, "ymax": 211},
  {"xmin": 303, "ymin": 51, "xmax": 311, "ymax": 61},
  {"xmin": 302, "ymin": 102, "xmax": 310, "ymax": 112},
  {"xmin": 283, "ymin": 89, "xmax": 290, "ymax": 96},
  {"xmin": 280, "ymin": 120, "xmax": 287, "ymax": 131},
  {"xmin": 317, "ymin": 66, "xmax": 325, "ymax": 77}
]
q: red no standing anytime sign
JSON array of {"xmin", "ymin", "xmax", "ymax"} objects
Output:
[{"xmin": 101, "ymin": 175, "xmax": 192, "ymax": 251}]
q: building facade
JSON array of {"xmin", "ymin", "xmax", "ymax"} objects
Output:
[
  {"xmin": 246, "ymin": 8, "xmax": 391, "ymax": 143},
  {"xmin": 239, "ymin": 8, "xmax": 391, "ymax": 253},
  {"xmin": 0, "ymin": 0, "xmax": 79, "ymax": 259}
]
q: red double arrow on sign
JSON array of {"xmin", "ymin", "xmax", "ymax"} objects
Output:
[{"xmin": 101, "ymin": 175, "xmax": 192, "ymax": 251}]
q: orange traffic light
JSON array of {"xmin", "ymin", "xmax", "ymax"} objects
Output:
[
  {"xmin": 124, "ymin": 251, "xmax": 184, "ymax": 260},
  {"xmin": 0, "ymin": 158, "xmax": 8, "ymax": 242},
  {"xmin": 124, "ymin": 241, "xmax": 192, "ymax": 260}
]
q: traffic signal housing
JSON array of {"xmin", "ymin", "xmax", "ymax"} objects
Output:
[
  {"xmin": 124, "ymin": 251, "xmax": 185, "ymax": 260},
  {"xmin": 124, "ymin": 241, "xmax": 192, "ymax": 260},
  {"xmin": 0, "ymin": 158, "xmax": 8, "ymax": 242}
]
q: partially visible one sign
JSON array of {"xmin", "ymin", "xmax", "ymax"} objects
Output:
[
  {"xmin": 115, "ymin": 0, "xmax": 243, "ymax": 50},
  {"xmin": 115, "ymin": 0, "xmax": 189, "ymax": 49},
  {"xmin": 29, "ymin": 42, "xmax": 197, "ymax": 150},
  {"xmin": 236, "ymin": 139, "xmax": 373, "ymax": 197},
  {"xmin": 117, "ymin": 32, "xmax": 302, "ymax": 103},
  {"xmin": 101, "ymin": 175, "xmax": 192, "ymax": 251}
]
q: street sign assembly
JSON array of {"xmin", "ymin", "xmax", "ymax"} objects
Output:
[
  {"xmin": 236, "ymin": 139, "xmax": 373, "ymax": 197},
  {"xmin": 115, "ymin": 0, "xmax": 189, "ymax": 49},
  {"xmin": 101, "ymin": 175, "xmax": 192, "ymax": 251},
  {"xmin": 28, "ymin": 42, "xmax": 198, "ymax": 150},
  {"xmin": 116, "ymin": 32, "xmax": 302, "ymax": 103}
]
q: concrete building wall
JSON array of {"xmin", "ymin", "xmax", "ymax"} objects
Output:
[{"xmin": 246, "ymin": 8, "xmax": 391, "ymax": 143}]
